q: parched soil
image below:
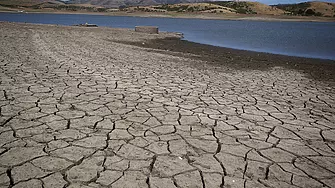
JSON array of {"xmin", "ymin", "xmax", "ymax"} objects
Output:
[
  {"xmin": 0, "ymin": 22, "xmax": 335, "ymax": 188},
  {"xmin": 125, "ymin": 37, "xmax": 335, "ymax": 83}
]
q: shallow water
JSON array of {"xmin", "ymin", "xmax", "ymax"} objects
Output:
[{"xmin": 1, "ymin": 12, "xmax": 334, "ymax": 60}]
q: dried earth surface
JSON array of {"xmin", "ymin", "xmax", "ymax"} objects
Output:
[{"xmin": 0, "ymin": 22, "xmax": 335, "ymax": 188}]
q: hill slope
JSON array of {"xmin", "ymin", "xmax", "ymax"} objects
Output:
[
  {"xmin": 210, "ymin": 1, "xmax": 285, "ymax": 15},
  {"xmin": 0, "ymin": 0, "xmax": 61, "ymax": 6},
  {"xmin": 0, "ymin": 0, "xmax": 105, "ymax": 11},
  {"xmin": 1, "ymin": 0, "xmax": 334, "ymax": 18},
  {"xmin": 126, "ymin": 3, "xmax": 237, "ymax": 13},
  {"xmin": 66, "ymin": 0, "xmax": 210, "ymax": 7},
  {"xmin": 274, "ymin": 1, "xmax": 335, "ymax": 17},
  {"xmin": 130, "ymin": 1, "xmax": 286, "ymax": 15}
]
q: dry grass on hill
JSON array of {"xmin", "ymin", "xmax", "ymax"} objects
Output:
[
  {"xmin": 0, "ymin": 0, "xmax": 56, "ymax": 6},
  {"xmin": 308, "ymin": 1, "xmax": 335, "ymax": 17},
  {"xmin": 131, "ymin": 1, "xmax": 287, "ymax": 15},
  {"xmin": 128, "ymin": 3, "xmax": 237, "ymax": 14},
  {"xmin": 247, "ymin": 2, "xmax": 286, "ymax": 15},
  {"xmin": 275, "ymin": 1, "xmax": 335, "ymax": 17}
]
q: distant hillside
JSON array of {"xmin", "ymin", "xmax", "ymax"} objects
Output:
[
  {"xmin": 0, "ymin": 0, "xmax": 106, "ymax": 11},
  {"xmin": 128, "ymin": 1, "xmax": 286, "ymax": 15},
  {"xmin": 274, "ymin": 1, "xmax": 335, "ymax": 17},
  {"xmin": 126, "ymin": 3, "xmax": 237, "ymax": 13},
  {"xmin": 210, "ymin": 1, "xmax": 285, "ymax": 15},
  {"xmin": 66, "ymin": 0, "xmax": 210, "ymax": 8},
  {"xmin": 0, "ymin": 0, "xmax": 60, "ymax": 6},
  {"xmin": 1, "ymin": 0, "xmax": 334, "ymax": 18}
]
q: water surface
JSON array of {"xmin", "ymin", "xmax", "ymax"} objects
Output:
[{"xmin": 1, "ymin": 12, "xmax": 334, "ymax": 60}]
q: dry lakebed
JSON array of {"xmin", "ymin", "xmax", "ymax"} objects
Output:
[{"xmin": 0, "ymin": 22, "xmax": 335, "ymax": 188}]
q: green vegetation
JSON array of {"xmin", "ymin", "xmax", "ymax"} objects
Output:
[
  {"xmin": 148, "ymin": 4, "xmax": 235, "ymax": 13},
  {"xmin": 154, "ymin": 4, "xmax": 190, "ymax": 12},
  {"xmin": 305, "ymin": 9, "xmax": 323, "ymax": 16},
  {"xmin": 275, "ymin": 2, "xmax": 310, "ymax": 15},
  {"xmin": 274, "ymin": 2, "xmax": 324, "ymax": 16},
  {"xmin": 209, "ymin": 1, "xmax": 257, "ymax": 14},
  {"xmin": 53, "ymin": 5, "xmax": 106, "ymax": 12}
]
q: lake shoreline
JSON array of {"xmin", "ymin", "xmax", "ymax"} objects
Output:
[
  {"xmin": 122, "ymin": 35, "xmax": 335, "ymax": 83},
  {"xmin": 1, "ymin": 9, "xmax": 335, "ymax": 23},
  {"xmin": 1, "ymin": 21, "xmax": 334, "ymax": 83}
]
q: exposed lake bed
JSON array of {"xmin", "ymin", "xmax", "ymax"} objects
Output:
[
  {"xmin": 1, "ymin": 21, "xmax": 335, "ymax": 187},
  {"xmin": 128, "ymin": 37, "xmax": 335, "ymax": 83}
]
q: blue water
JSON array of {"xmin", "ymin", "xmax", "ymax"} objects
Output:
[{"xmin": 1, "ymin": 12, "xmax": 335, "ymax": 60}]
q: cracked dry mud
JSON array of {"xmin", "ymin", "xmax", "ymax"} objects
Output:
[{"xmin": 0, "ymin": 22, "xmax": 335, "ymax": 188}]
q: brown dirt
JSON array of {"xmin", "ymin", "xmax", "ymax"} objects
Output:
[{"xmin": 121, "ymin": 37, "xmax": 335, "ymax": 84}]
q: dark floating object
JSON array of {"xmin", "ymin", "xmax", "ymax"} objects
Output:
[
  {"xmin": 73, "ymin": 23, "xmax": 98, "ymax": 27},
  {"xmin": 135, "ymin": 26, "xmax": 159, "ymax": 34}
]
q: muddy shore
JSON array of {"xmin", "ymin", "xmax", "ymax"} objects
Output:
[
  {"xmin": 0, "ymin": 22, "xmax": 335, "ymax": 188},
  {"xmin": 129, "ymin": 37, "xmax": 335, "ymax": 83}
]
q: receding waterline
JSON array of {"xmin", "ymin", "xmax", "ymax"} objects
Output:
[
  {"xmin": 184, "ymin": 39, "xmax": 335, "ymax": 61},
  {"xmin": 1, "ymin": 12, "xmax": 334, "ymax": 60}
]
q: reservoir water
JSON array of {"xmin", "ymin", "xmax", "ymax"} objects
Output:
[{"xmin": 1, "ymin": 12, "xmax": 334, "ymax": 60}]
